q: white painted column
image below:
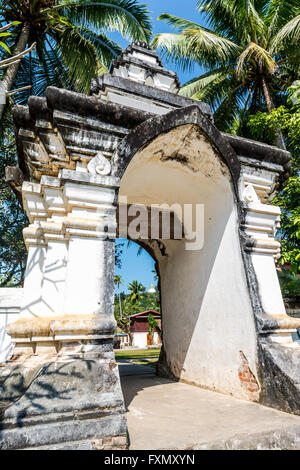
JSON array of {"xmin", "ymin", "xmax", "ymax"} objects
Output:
[
  {"xmin": 18, "ymin": 181, "xmax": 48, "ymax": 320},
  {"xmin": 7, "ymin": 170, "xmax": 119, "ymax": 348},
  {"xmin": 241, "ymin": 173, "xmax": 300, "ymax": 343},
  {"xmin": 36, "ymin": 179, "xmax": 69, "ymax": 317},
  {"xmin": 62, "ymin": 176, "xmax": 119, "ymax": 321},
  {"xmin": 20, "ymin": 227, "xmax": 46, "ymax": 320},
  {"xmin": 251, "ymin": 251, "xmax": 286, "ymax": 316},
  {"xmin": 244, "ymin": 200, "xmax": 285, "ymax": 316},
  {"xmin": 40, "ymin": 238, "xmax": 68, "ymax": 317},
  {"xmin": 64, "ymin": 236, "xmax": 115, "ymax": 317}
]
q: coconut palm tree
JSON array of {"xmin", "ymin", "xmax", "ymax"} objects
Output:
[
  {"xmin": 0, "ymin": 0, "xmax": 152, "ymax": 119},
  {"xmin": 152, "ymin": 267, "xmax": 158, "ymax": 282},
  {"xmin": 152, "ymin": 0, "xmax": 300, "ymax": 147},
  {"xmin": 114, "ymin": 274, "xmax": 124, "ymax": 319},
  {"xmin": 128, "ymin": 280, "xmax": 145, "ymax": 303}
]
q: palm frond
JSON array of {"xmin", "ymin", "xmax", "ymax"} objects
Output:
[
  {"xmin": 199, "ymin": 0, "xmax": 266, "ymax": 42},
  {"xmin": 252, "ymin": 0, "xmax": 270, "ymax": 18},
  {"xmin": 10, "ymin": 42, "xmax": 71, "ymax": 104},
  {"xmin": 197, "ymin": 0, "xmax": 240, "ymax": 39},
  {"xmin": 270, "ymin": 14, "xmax": 300, "ymax": 54},
  {"xmin": 157, "ymin": 12, "xmax": 203, "ymax": 32},
  {"xmin": 55, "ymin": 24, "xmax": 99, "ymax": 92},
  {"xmin": 78, "ymin": 28, "xmax": 121, "ymax": 71},
  {"xmin": 179, "ymin": 67, "xmax": 232, "ymax": 99},
  {"xmin": 213, "ymin": 83, "xmax": 247, "ymax": 131},
  {"xmin": 184, "ymin": 27, "xmax": 240, "ymax": 64},
  {"xmin": 51, "ymin": 0, "xmax": 152, "ymax": 42},
  {"xmin": 191, "ymin": 73, "xmax": 238, "ymax": 107},
  {"xmin": 152, "ymin": 23, "xmax": 240, "ymax": 71},
  {"xmin": 240, "ymin": 0, "xmax": 265, "ymax": 28},
  {"xmin": 179, "ymin": 67, "xmax": 242, "ymax": 128},
  {"xmin": 0, "ymin": 25, "xmax": 21, "ymax": 63},
  {"xmin": 266, "ymin": 0, "xmax": 299, "ymax": 34},
  {"xmin": 39, "ymin": 35, "xmax": 73, "ymax": 88},
  {"xmin": 236, "ymin": 41, "xmax": 276, "ymax": 78},
  {"xmin": 151, "ymin": 33, "xmax": 199, "ymax": 72}
]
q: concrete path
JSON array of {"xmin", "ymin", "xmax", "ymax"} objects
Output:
[{"xmin": 118, "ymin": 361, "xmax": 300, "ymax": 450}]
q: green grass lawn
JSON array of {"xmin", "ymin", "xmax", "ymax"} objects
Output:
[{"xmin": 114, "ymin": 347, "xmax": 161, "ymax": 367}]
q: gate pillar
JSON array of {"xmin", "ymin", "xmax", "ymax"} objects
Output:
[{"xmin": 0, "ymin": 170, "xmax": 127, "ymax": 450}]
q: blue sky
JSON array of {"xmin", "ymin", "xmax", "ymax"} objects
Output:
[
  {"xmin": 114, "ymin": 1, "xmax": 207, "ymax": 294},
  {"xmin": 110, "ymin": 0, "xmax": 208, "ymax": 85},
  {"xmin": 115, "ymin": 240, "xmax": 156, "ymax": 294}
]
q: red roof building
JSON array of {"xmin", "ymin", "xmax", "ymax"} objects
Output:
[
  {"xmin": 130, "ymin": 310, "xmax": 161, "ymax": 348},
  {"xmin": 130, "ymin": 310, "xmax": 161, "ymax": 333},
  {"xmin": 114, "ymin": 310, "xmax": 162, "ymax": 349}
]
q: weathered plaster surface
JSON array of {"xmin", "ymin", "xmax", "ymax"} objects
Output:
[
  {"xmin": 0, "ymin": 289, "xmax": 23, "ymax": 363},
  {"xmin": 1, "ymin": 41, "xmax": 300, "ymax": 450},
  {"xmin": 119, "ymin": 124, "xmax": 257, "ymax": 399},
  {"xmin": 0, "ymin": 345, "xmax": 126, "ymax": 450}
]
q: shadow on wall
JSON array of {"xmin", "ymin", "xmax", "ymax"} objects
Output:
[
  {"xmin": 117, "ymin": 125, "xmax": 253, "ymax": 397},
  {"xmin": 19, "ymin": 240, "xmax": 67, "ymax": 318},
  {"xmin": 158, "ymin": 202, "xmax": 235, "ymax": 381}
]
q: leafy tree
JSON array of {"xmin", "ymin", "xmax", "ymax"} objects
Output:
[
  {"xmin": 278, "ymin": 266, "xmax": 300, "ymax": 298},
  {"xmin": 147, "ymin": 313, "xmax": 158, "ymax": 335},
  {"xmin": 246, "ymin": 84, "xmax": 300, "ymax": 273},
  {"xmin": 114, "ymin": 295, "xmax": 142, "ymax": 345},
  {"xmin": 153, "ymin": 0, "xmax": 299, "ymax": 143},
  {"xmin": 114, "ymin": 274, "xmax": 124, "ymax": 319},
  {"xmin": 128, "ymin": 280, "xmax": 146, "ymax": 303},
  {"xmin": 274, "ymin": 176, "xmax": 300, "ymax": 274},
  {"xmin": 0, "ymin": 107, "xmax": 27, "ymax": 286},
  {"xmin": 115, "ymin": 240, "xmax": 124, "ymax": 270},
  {"xmin": 247, "ymin": 84, "xmax": 300, "ymax": 162},
  {"xmin": 0, "ymin": 20, "xmax": 20, "ymax": 54},
  {"xmin": 113, "ymin": 281, "xmax": 161, "ymax": 346},
  {"xmin": 139, "ymin": 291, "xmax": 160, "ymax": 312},
  {"xmin": 0, "ymin": 0, "xmax": 152, "ymax": 118}
]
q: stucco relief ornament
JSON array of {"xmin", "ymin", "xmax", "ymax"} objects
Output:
[
  {"xmin": 243, "ymin": 184, "xmax": 260, "ymax": 204},
  {"xmin": 87, "ymin": 151, "xmax": 111, "ymax": 176}
]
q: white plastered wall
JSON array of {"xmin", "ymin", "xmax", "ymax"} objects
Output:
[
  {"xmin": 131, "ymin": 332, "xmax": 160, "ymax": 348},
  {"xmin": 118, "ymin": 124, "xmax": 258, "ymax": 400},
  {"xmin": 0, "ymin": 288, "xmax": 23, "ymax": 362}
]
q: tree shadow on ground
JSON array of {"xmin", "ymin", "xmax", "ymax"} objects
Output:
[
  {"xmin": 117, "ymin": 361, "xmax": 176, "ymax": 411},
  {"xmin": 0, "ymin": 359, "xmax": 92, "ymax": 431}
]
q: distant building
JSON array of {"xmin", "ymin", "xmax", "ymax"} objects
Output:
[
  {"xmin": 129, "ymin": 310, "xmax": 161, "ymax": 348},
  {"xmin": 147, "ymin": 283, "xmax": 156, "ymax": 293},
  {"xmin": 114, "ymin": 327, "xmax": 129, "ymax": 349}
]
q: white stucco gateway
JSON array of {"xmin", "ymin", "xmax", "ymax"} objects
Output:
[{"xmin": 0, "ymin": 42, "xmax": 300, "ymax": 450}]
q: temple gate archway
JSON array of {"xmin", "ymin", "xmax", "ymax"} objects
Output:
[
  {"xmin": 0, "ymin": 42, "xmax": 300, "ymax": 450},
  {"xmin": 116, "ymin": 109, "xmax": 257, "ymax": 397}
]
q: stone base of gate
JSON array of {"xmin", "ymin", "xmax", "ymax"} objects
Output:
[
  {"xmin": 0, "ymin": 335, "xmax": 127, "ymax": 450},
  {"xmin": 258, "ymin": 338, "xmax": 300, "ymax": 416}
]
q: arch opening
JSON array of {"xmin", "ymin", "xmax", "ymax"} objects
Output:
[
  {"xmin": 114, "ymin": 238, "xmax": 162, "ymax": 351},
  {"xmin": 116, "ymin": 122, "xmax": 257, "ymax": 399}
]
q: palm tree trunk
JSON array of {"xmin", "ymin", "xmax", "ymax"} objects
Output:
[
  {"xmin": 261, "ymin": 76, "xmax": 286, "ymax": 150},
  {"xmin": 118, "ymin": 289, "xmax": 122, "ymax": 320},
  {"xmin": 0, "ymin": 23, "xmax": 30, "ymax": 121}
]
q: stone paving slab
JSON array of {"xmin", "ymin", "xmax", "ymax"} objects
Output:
[{"xmin": 118, "ymin": 362, "xmax": 300, "ymax": 450}]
